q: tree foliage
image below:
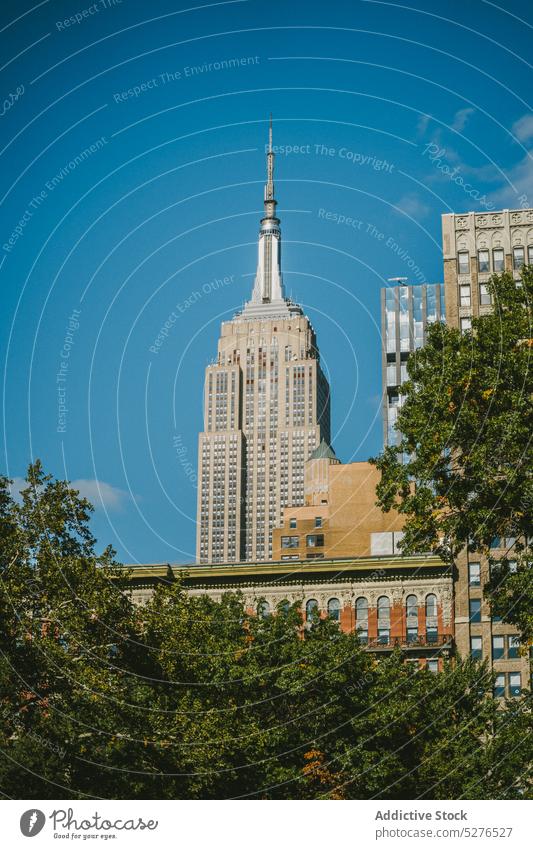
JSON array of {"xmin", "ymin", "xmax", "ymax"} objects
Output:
[
  {"xmin": 0, "ymin": 462, "xmax": 531, "ymax": 799},
  {"xmin": 372, "ymin": 270, "xmax": 533, "ymax": 641}
]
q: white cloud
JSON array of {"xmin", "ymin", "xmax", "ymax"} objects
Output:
[
  {"xmin": 395, "ymin": 193, "xmax": 430, "ymax": 219},
  {"xmin": 512, "ymin": 113, "xmax": 533, "ymax": 144},
  {"xmin": 491, "ymin": 152, "xmax": 533, "ymax": 208},
  {"xmin": 452, "ymin": 107, "xmax": 475, "ymax": 133},
  {"xmin": 7, "ymin": 476, "xmax": 130, "ymax": 512},
  {"xmin": 71, "ymin": 479, "xmax": 130, "ymax": 511},
  {"xmin": 8, "ymin": 477, "xmax": 26, "ymax": 502}
]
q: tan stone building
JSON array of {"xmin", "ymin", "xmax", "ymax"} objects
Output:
[
  {"xmin": 272, "ymin": 443, "xmax": 404, "ymax": 561},
  {"xmin": 442, "ymin": 208, "xmax": 531, "ymax": 697},
  {"xmin": 442, "ymin": 207, "xmax": 533, "ymax": 331},
  {"xmin": 196, "ymin": 125, "xmax": 330, "ymax": 564}
]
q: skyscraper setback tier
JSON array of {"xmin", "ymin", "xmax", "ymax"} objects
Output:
[{"xmin": 196, "ymin": 122, "xmax": 331, "ymax": 563}]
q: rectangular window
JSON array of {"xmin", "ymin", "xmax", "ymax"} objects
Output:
[
  {"xmin": 459, "ymin": 284, "xmax": 471, "ymax": 307},
  {"xmin": 458, "ymin": 251, "xmax": 470, "ymax": 274},
  {"xmin": 509, "ymin": 672, "xmax": 521, "ymax": 697},
  {"xmin": 471, "ymin": 636, "xmax": 482, "ymax": 659},
  {"xmin": 469, "ymin": 599, "xmax": 482, "ymax": 623},
  {"xmin": 513, "ymin": 246, "xmax": 525, "ymax": 269},
  {"xmin": 315, "ymin": 516, "xmax": 322, "ymax": 528},
  {"xmin": 493, "ymin": 674, "xmax": 505, "ymax": 698},
  {"xmin": 407, "ymin": 627, "xmax": 418, "ymax": 643},
  {"xmin": 493, "ymin": 248, "xmax": 504, "ymax": 272},
  {"xmin": 378, "ymin": 628, "xmax": 390, "ymax": 645},
  {"xmin": 357, "ymin": 629, "xmax": 368, "ymax": 645},
  {"xmin": 426, "ymin": 659, "xmax": 439, "ymax": 673},
  {"xmin": 468, "ymin": 562, "xmax": 481, "ymax": 586},
  {"xmin": 492, "ymin": 635, "xmax": 504, "ymax": 660},
  {"xmin": 426, "ymin": 627, "xmax": 438, "ymax": 643},
  {"xmin": 508, "ymin": 636, "xmax": 520, "ymax": 659},
  {"xmin": 306, "ymin": 534, "xmax": 324, "ymax": 548},
  {"xmin": 478, "ymin": 249, "xmax": 490, "ymax": 272},
  {"xmin": 386, "ymin": 363, "xmax": 397, "ymax": 386},
  {"xmin": 528, "ymin": 245, "xmax": 533, "ymax": 266},
  {"xmin": 289, "ymin": 518, "xmax": 297, "ymax": 529},
  {"xmin": 480, "ymin": 283, "xmax": 492, "ymax": 305},
  {"xmin": 460, "ymin": 317, "xmax": 472, "ymax": 334},
  {"xmin": 281, "ymin": 535, "xmax": 299, "ymax": 549}
]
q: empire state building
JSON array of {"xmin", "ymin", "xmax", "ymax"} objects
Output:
[{"xmin": 196, "ymin": 121, "xmax": 331, "ymax": 563}]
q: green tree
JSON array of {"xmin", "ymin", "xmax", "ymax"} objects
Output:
[
  {"xmin": 372, "ymin": 270, "xmax": 533, "ymax": 642},
  {"xmin": 0, "ymin": 462, "xmax": 531, "ymax": 799}
]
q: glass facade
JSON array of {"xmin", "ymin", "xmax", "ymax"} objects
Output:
[{"xmin": 382, "ymin": 283, "xmax": 445, "ymax": 447}]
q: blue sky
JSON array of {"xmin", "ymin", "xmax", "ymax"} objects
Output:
[{"xmin": 2, "ymin": 0, "xmax": 532, "ymax": 563}]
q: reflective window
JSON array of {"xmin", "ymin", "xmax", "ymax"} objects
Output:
[
  {"xmin": 494, "ymin": 674, "xmax": 505, "ymax": 698},
  {"xmin": 493, "ymin": 248, "xmax": 504, "ymax": 272},
  {"xmin": 471, "ymin": 636, "xmax": 482, "ymax": 659},
  {"xmin": 356, "ymin": 597, "xmax": 368, "ymax": 618},
  {"xmin": 378, "ymin": 628, "xmax": 390, "ymax": 645},
  {"xmin": 480, "ymin": 283, "xmax": 491, "ymax": 305},
  {"xmin": 406, "ymin": 594, "xmax": 418, "ymax": 617},
  {"xmin": 458, "ymin": 251, "xmax": 470, "ymax": 274},
  {"xmin": 327, "ymin": 597, "xmax": 340, "ymax": 621},
  {"xmin": 377, "ymin": 596, "xmax": 390, "ymax": 622},
  {"xmin": 355, "ymin": 597, "xmax": 368, "ymax": 642},
  {"xmin": 508, "ymin": 636, "xmax": 520, "ymax": 659},
  {"xmin": 258, "ymin": 600, "xmax": 270, "ymax": 619},
  {"xmin": 528, "ymin": 245, "xmax": 533, "ymax": 266},
  {"xmin": 281, "ymin": 535, "xmax": 299, "ymax": 548},
  {"xmin": 492, "ymin": 635, "xmax": 504, "ymax": 660},
  {"xmin": 478, "ymin": 249, "xmax": 490, "ymax": 272},
  {"xmin": 468, "ymin": 562, "xmax": 481, "ymax": 586},
  {"xmin": 509, "ymin": 672, "xmax": 521, "ymax": 697},
  {"xmin": 425, "ymin": 594, "xmax": 437, "ymax": 617},
  {"xmin": 469, "ymin": 599, "xmax": 482, "ymax": 623},
  {"xmin": 513, "ymin": 246, "xmax": 525, "ymax": 269},
  {"xmin": 306, "ymin": 534, "xmax": 324, "ymax": 548},
  {"xmin": 460, "ymin": 317, "xmax": 472, "ymax": 334},
  {"xmin": 426, "ymin": 659, "xmax": 439, "ymax": 673},
  {"xmin": 305, "ymin": 598, "xmax": 319, "ymax": 620},
  {"xmin": 460, "ymin": 284, "xmax": 471, "ymax": 307}
]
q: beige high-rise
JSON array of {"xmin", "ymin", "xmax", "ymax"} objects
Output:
[
  {"xmin": 196, "ymin": 123, "xmax": 331, "ymax": 563},
  {"xmin": 441, "ymin": 208, "xmax": 532, "ymax": 697}
]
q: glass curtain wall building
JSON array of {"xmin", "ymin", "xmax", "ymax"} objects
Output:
[{"xmin": 381, "ymin": 283, "xmax": 445, "ymax": 447}]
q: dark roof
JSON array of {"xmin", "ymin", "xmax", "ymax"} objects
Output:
[{"xmin": 309, "ymin": 439, "xmax": 338, "ymax": 461}]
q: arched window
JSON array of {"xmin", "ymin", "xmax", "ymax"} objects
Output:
[
  {"xmin": 355, "ymin": 596, "xmax": 368, "ymax": 619},
  {"xmin": 377, "ymin": 596, "xmax": 390, "ymax": 620},
  {"xmin": 306, "ymin": 598, "xmax": 319, "ymax": 620},
  {"xmin": 406, "ymin": 594, "xmax": 418, "ymax": 642},
  {"xmin": 327, "ymin": 598, "xmax": 340, "ymax": 621},
  {"xmin": 377, "ymin": 596, "xmax": 390, "ymax": 644},
  {"xmin": 258, "ymin": 600, "xmax": 270, "ymax": 619},
  {"xmin": 425, "ymin": 594, "xmax": 438, "ymax": 643},
  {"xmin": 277, "ymin": 599, "xmax": 290, "ymax": 615},
  {"xmin": 406, "ymin": 595, "xmax": 418, "ymax": 617},
  {"xmin": 425, "ymin": 594, "xmax": 437, "ymax": 618},
  {"xmin": 355, "ymin": 597, "xmax": 368, "ymax": 643}
]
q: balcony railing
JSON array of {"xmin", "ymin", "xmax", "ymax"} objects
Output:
[{"xmin": 364, "ymin": 634, "xmax": 453, "ymax": 652}]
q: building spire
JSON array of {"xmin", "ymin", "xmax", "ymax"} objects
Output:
[{"xmin": 250, "ymin": 116, "xmax": 284, "ymax": 304}]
